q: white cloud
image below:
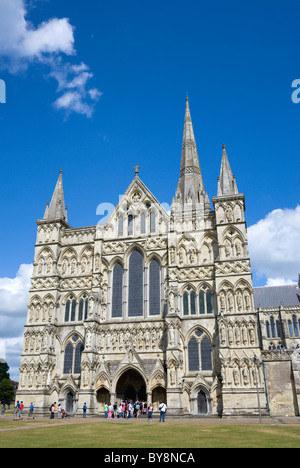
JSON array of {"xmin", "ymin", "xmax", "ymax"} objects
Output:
[
  {"xmin": 50, "ymin": 60, "xmax": 102, "ymax": 117},
  {"xmin": 0, "ymin": 0, "xmax": 75, "ymax": 67},
  {"xmin": 22, "ymin": 17, "xmax": 75, "ymax": 58},
  {"xmin": 0, "ymin": 0, "xmax": 101, "ymax": 117},
  {"xmin": 248, "ymin": 206, "xmax": 300, "ymax": 286},
  {"xmin": 0, "ymin": 264, "xmax": 33, "ymax": 316},
  {"xmin": 0, "ymin": 264, "xmax": 32, "ymax": 381}
]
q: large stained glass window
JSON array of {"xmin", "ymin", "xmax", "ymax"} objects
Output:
[
  {"xmin": 112, "ymin": 262, "xmax": 123, "ymax": 318},
  {"xmin": 149, "ymin": 259, "xmax": 160, "ymax": 316},
  {"xmin": 188, "ymin": 329, "xmax": 213, "ymax": 372},
  {"xmin": 128, "ymin": 250, "xmax": 143, "ymax": 317}
]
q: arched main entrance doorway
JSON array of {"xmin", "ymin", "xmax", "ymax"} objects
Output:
[
  {"xmin": 116, "ymin": 369, "xmax": 147, "ymax": 403},
  {"xmin": 197, "ymin": 390, "xmax": 208, "ymax": 414},
  {"xmin": 65, "ymin": 390, "xmax": 77, "ymax": 414},
  {"xmin": 152, "ymin": 386, "xmax": 167, "ymax": 411},
  {"xmin": 96, "ymin": 387, "xmax": 110, "ymax": 411}
]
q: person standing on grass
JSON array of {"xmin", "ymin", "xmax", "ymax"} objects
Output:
[
  {"xmin": 28, "ymin": 402, "xmax": 34, "ymax": 420},
  {"xmin": 104, "ymin": 402, "xmax": 108, "ymax": 419},
  {"xmin": 19, "ymin": 401, "xmax": 24, "ymax": 420},
  {"xmin": 1, "ymin": 402, "xmax": 6, "ymax": 416},
  {"xmin": 159, "ymin": 402, "xmax": 167, "ymax": 422},
  {"xmin": 83, "ymin": 402, "xmax": 87, "ymax": 418},
  {"xmin": 148, "ymin": 403, "xmax": 153, "ymax": 422},
  {"xmin": 135, "ymin": 401, "xmax": 140, "ymax": 418},
  {"xmin": 14, "ymin": 401, "xmax": 20, "ymax": 420},
  {"xmin": 50, "ymin": 403, "xmax": 55, "ymax": 420}
]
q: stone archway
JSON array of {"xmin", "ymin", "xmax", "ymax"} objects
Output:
[
  {"xmin": 152, "ymin": 386, "xmax": 166, "ymax": 411},
  {"xmin": 65, "ymin": 390, "xmax": 77, "ymax": 414},
  {"xmin": 96, "ymin": 387, "xmax": 110, "ymax": 411},
  {"xmin": 116, "ymin": 368, "xmax": 147, "ymax": 403},
  {"xmin": 197, "ymin": 390, "xmax": 208, "ymax": 414}
]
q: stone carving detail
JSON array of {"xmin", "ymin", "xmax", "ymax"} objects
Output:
[
  {"xmin": 218, "ymin": 319, "xmax": 257, "ymax": 347},
  {"xmin": 218, "ymin": 281, "xmax": 253, "ymax": 313},
  {"xmin": 220, "ymin": 357, "xmax": 262, "ymax": 389},
  {"xmin": 96, "ymin": 323, "xmax": 165, "ymax": 353}
]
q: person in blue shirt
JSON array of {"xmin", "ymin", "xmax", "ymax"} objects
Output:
[
  {"xmin": 28, "ymin": 403, "xmax": 34, "ymax": 420},
  {"xmin": 83, "ymin": 403, "xmax": 87, "ymax": 418}
]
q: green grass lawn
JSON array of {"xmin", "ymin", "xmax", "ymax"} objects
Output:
[{"xmin": 1, "ymin": 421, "xmax": 300, "ymax": 448}]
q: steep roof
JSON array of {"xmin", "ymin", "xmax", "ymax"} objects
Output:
[{"xmin": 253, "ymin": 284, "xmax": 300, "ymax": 308}]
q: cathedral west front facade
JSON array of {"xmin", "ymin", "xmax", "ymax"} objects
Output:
[{"xmin": 17, "ymin": 99, "xmax": 300, "ymax": 417}]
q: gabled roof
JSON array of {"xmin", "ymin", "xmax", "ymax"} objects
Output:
[
  {"xmin": 103, "ymin": 172, "xmax": 170, "ymax": 228},
  {"xmin": 253, "ymin": 284, "xmax": 300, "ymax": 308}
]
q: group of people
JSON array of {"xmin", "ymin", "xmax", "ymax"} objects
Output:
[
  {"xmin": 50, "ymin": 402, "xmax": 69, "ymax": 419},
  {"xmin": 103, "ymin": 400, "xmax": 167, "ymax": 422},
  {"xmin": 11, "ymin": 401, "xmax": 33, "ymax": 420},
  {"xmin": 104, "ymin": 400, "xmax": 150, "ymax": 420},
  {"xmin": 2, "ymin": 400, "xmax": 168, "ymax": 422}
]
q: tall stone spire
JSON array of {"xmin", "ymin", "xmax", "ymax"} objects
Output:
[
  {"xmin": 217, "ymin": 145, "xmax": 239, "ymax": 197},
  {"xmin": 176, "ymin": 97, "xmax": 207, "ymax": 205},
  {"xmin": 44, "ymin": 169, "xmax": 68, "ymax": 222}
]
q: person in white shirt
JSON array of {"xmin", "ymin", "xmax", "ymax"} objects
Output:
[{"xmin": 159, "ymin": 402, "xmax": 167, "ymax": 422}]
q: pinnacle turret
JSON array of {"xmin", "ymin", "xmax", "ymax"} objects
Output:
[
  {"xmin": 217, "ymin": 145, "xmax": 239, "ymax": 197},
  {"xmin": 43, "ymin": 169, "xmax": 68, "ymax": 222}
]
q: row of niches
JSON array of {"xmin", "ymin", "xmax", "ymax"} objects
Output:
[
  {"xmin": 170, "ymin": 227, "xmax": 247, "ymax": 268},
  {"xmin": 22, "ymin": 322, "xmax": 167, "ymax": 357},
  {"xmin": 221, "ymin": 360, "xmax": 262, "ymax": 388},
  {"xmin": 215, "ymin": 202, "xmax": 244, "ymax": 224},
  {"xmin": 89, "ymin": 324, "xmax": 166, "ymax": 353},
  {"xmin": 23, "ymin": 329, "xmax": 55, "ymax": 354},
  {"xmin": 219, "ymin": 320, "xmax": 257, "ymax": 347},
  {"xmin": 37, "ymin": 224, "xmax": 95, "ymax": 245},
  {"xmin": 218, "ymin": 284, "xmax": 253, "ymax": 313},
  {"xmin": 35, "ymin": 246, "xmax": 94, "ymax": 277},
  {"xmin": 18, "ymin": 364, "xmax": 52, "ymax": 390}
]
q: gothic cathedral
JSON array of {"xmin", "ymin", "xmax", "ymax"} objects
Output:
[{"xmin": 17, "ymin": 99, "xmax": 300, "ymax": 417}]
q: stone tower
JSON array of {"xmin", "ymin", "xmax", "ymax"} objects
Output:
[{"xmin": 17, "ymin": 99, "xmax": 268, "ymax": 418}]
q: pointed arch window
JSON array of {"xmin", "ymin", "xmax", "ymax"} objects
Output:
[
  {"xmin": 266, "ymin": 321, "xmax": 271, "ymax": 338},
  {"xmin": 188, "ymin": 337, "xmax": 199, "ymax": 371},
  {"xmin": 199, "ymin": 286, "xmax": 213, "ymax": 315},
  {"xmin": 118, "ymin": 215, "xmax": 124, "ymax": 236},
  {"xmin": 65, "ymin": 296, "xmax": 77, "ymax": 322},
  {"xmin": 74, "ymin": 342, "xmax": 84, "ymax": 374},
  {"xmin": 112, "ymin": 262, "xmax": 123, "ymax": 318},
  {"xmin": 65, "ymin": 300, "xmax": 71, "ymax": 322},
  {"xmin": 140, "ymin": 212, "xmax": 146, "ymax": 234},
  {"xmin": 149, "ymin": 259, "xmax": 161, "ymax": 316},
  {"xmin": 266, "ymin": 316, "xmax": 282, "ymax": 339},
  {"xmin": 128, "ymin": 215, "xmax": 134, "ymax": 236},
  {"xmin": 71, "ymin": 299, "xmax": 77, "ymax": 322},
  {"xmin": 78, "ymin": 295, "xmax": 89, "ymax": 321},
  {"xmin": 128, "ymin": 249, "xmax": 143, "ymax": 317},
  {"xmin": 188, "ymin": 329, "xmax": 212, "ymax": 372},
  {"xmin": 182, "ymin": 287, "xmax": 197, "ymax": 316},
  {"xmin": 63, "ymin": 342, "xmax": 74, "ymax": 374},
  {"xmin": 63, "ymin": 336, "xmax": 84, "ymax": 375},
  {"xmin": 201, "ymin": 336, "xmax": 213, "ymax": 371},
  {"xmin": 270, "ymin": 316, "xmax": 276, "ymax": 338},
  {"xmin": 293, "ymin": 315, "xmax": 299, "ymax": 337},
  {"xmin": 150, "ymin": 211, "xmax": 156, "ymax": 233},
  {"xmin": 183, "ymin": 292, "xmax": 189, "ymax": 316}
]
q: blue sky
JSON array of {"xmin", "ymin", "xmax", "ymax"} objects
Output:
[
  {"xmin": 0, "ymin": 0, "xmax": 299, "ymax": 276},
  {"xmin": 0, "ymin": 0, "xmax": 300, "ymax": 378}
]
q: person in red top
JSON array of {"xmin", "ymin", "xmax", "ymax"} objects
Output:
[{"xmin": 19, "ymin": 401, "xmax": 24, "ymax": 420}]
